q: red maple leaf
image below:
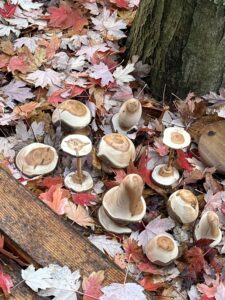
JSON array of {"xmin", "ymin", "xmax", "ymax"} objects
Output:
[
  {"xmin": 65, "ymin": 84, "xmax": 85, "ymax": 97},
  {"xmin": 47, "ymin": 2, "xmax": 88, "ymax": 30},
  {"xmin": 8, "ymin": 55, "xmax": 30, "ymax": 74},
  {"xmin": 48, "ymin": 89, "xmax": 68, "ymax": 106},
  {"xmin": 185, "ymin": 246, "xmax": 205, "ymax": 277},
  {"xmin": 39, "ymin": 185, "xmax": 70, "ymax": 215},
  {"xmin": 139, "ymin": 276, "xmax": 165, "ymax": 291},
  {"xmin": 72, "ymin": 193, "xmax": 97, "ymax": 206},
  {"xmin": 112, "ymin": 168, "xmax": 127, "ymax": 183},
  {"xmin": 123, "ymin": 238, "xmax": 145, "ymax": 263},
  {"xmin": 82, "ymin": 271, "xmax": 104, "ymax": 300},
  {"xmin": 0, "ymin": 268, "xmax": 13, "ymax": 296},
  {"xmin": 137, "ymin": 262, "xmax": 163, "ymax": 275},
  {"xmin": 0, "ymin": 3, "xmax": 17, "ymax": 18},
  {"xmin": 176, "ymin": 149, "xmax": 193, "ymax": 172},
  {"xmin": 39, "ymin": 176, "xmax": 63, "ymax": 188},
  {"xmin": 110, "ymin": 0, "xmax": 129, "ymax": 8}
]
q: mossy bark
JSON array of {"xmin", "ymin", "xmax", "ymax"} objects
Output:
[{"xmin": 126, "ymin": 0, "xmax": 225, "ymax": 98}]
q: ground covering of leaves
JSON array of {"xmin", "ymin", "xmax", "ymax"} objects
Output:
[{"xmin": 0, "ymin": 0, "xmax": 225, "ymax": 299}]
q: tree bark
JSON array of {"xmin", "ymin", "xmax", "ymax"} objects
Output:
[{"xmin": 126, "ymin": 0, "xmax": 225, "ymax": 98}]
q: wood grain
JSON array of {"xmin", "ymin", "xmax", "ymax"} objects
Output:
[
  {"xmin": 199, "ymin": 120, "xmax": 225, "ymax": 174},
  {"xmin": 0, "ymin": 168, "xmax": 148, "ymax": 295}
]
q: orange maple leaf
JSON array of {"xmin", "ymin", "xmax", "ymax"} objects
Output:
[
  {"xmin": 13, "ymin": 101, "xmax": 40, "ymax": 117},
  {"xmin": 38, "ymin": 34, "xmax": 60, "ymax": 60},
  {"xmin": 8, "ymin": 55, "xmax": 30, "ymax": 74},
  {"xmin": 65, "ymin": 202, "xmax": 95, "ymax": 228}
]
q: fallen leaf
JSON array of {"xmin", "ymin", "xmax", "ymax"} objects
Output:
[
  {"xmin": 137, "ymin": 262, "xmax": 163, "ymax": 275},
  {"xmin": 0, "ymin": 2, "xmax": 17, "ymax": 18},
  {"xmin": 139, "ymin": 276, "xmax": 165, "ymax": 292},
  {"xmin": 65, "ymin": 202, "xmax": 95, "ymax": 228},
  {"xmin": 100, "ymin": 282, "xmax": 147, "ymax": 300},
  {"xmin": 13, "ymin": 101, "xmax": 40, "ymax": 117},
  {"xmin": 123, "ymin": 238, "xmax": 145, "ymax": 263},
  {"xmin": 138, "ymin": 215, "xmax": 175, "ymax": 248},
  {"xmin": 0, "ymin": 268, "xmax": 13, "ymax": 296},
  {"xmin": 48, "ymin": 2, "xmax": 88, "ymax": 30},
  {"xmin": 72, "ymin": 193, "xmax": 97, "ymax": 206},
  {"xmin": 88, "ymin": 235, "xmax": 123, "ymax": 257},
  {"xmin": 82, "ymin": 271, "xmax": 104, "ymax": 300},
  {"xmin": 39, "ymin": 185, "xmax": 70, "ymax": 215}
]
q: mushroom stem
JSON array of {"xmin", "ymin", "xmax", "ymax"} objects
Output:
[
  {"xmin": 76, "ymin": 157, "xmax": 83, "ymax": 183},
  {"xmin": 166, "ymin": 148, "xmax": 175, "ymax": 170}
]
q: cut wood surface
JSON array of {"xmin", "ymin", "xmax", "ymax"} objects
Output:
[
  {"xmin": 199, "ymin": 120, "xmax": 225, "ymax": 174},
  {"xmin": 0, "ymin": 168, "xmax": 150, "ymax": 298}
]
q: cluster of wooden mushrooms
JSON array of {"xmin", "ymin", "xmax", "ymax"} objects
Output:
[{"xmin": 15, "ymin": 98, "xmax": 222, "ymax": 266}]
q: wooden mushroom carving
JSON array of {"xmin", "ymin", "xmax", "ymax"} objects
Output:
[
  {"xmin": 111, "ymin": 98, "xmax": 142, "ymax": 134},
  {"xmin": 167, "ymin": 189, "xmax": 199, "ymax": 224},
  {"xmin": 194, "ymin": 211, "xmax": 222, "ymax": 247},
  {"xmin": 61, "ymin": 134, "xmax": 93, "ymax": 192},
  {"xmin": 145, "ymin": 233, "xmax": 179, "ymax": 266},
  {"xmin": 52, "ymin": 100, "xmax": 91, "ymax": 133},
  {"xmin": 97, "ymin": 133, "xmax": 135, "ymax": 169},
  {"xmin": 16, "ymin": 143, "xmax": 58, "ymax": 177},
  {"xmin": 152, "ymin": 127, "xmax": 191, "ymax": 186},
  {"xmin": 98, "ymin": 174, "xmax": 146, "ymax": 233}
]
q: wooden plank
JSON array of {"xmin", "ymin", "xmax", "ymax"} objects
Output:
[
  {"xmin": 0, "ymin": 168, "xmax": 145, "ymax": 292},
  {"xmin": 0, "ymin": 256, "xmax": 45, "ymax": 300}
]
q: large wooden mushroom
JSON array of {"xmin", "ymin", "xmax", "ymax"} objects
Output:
[
  {"xmin": 61, "ymin": 134, "xmax": 93, "ymax": 192},
  {"xmin": 16, "ymin": 143, "xmax": 58, "ymax": 177},
  {"xmin": 97, "ymin": 133, "xmax": 135, "ymax": 169},
  {"xmin": 52, "ymin": 100, "xmax": 91, "ymax": 134}
]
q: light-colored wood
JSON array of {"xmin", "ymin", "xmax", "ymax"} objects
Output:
[
  {"xmin": 0, "ymin": 168, "xmax": 146, "ymax": 293},
  {"xmin": 198, "ymin": 120, "xmax": 225, "ymax": 174}
]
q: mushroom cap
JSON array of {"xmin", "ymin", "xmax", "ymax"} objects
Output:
[
  {"xmin": 97, "ymin": 133, "xmax": 135, "ymax": 168},
  {"xmin": 167, "ymin": 189, "xmax": 199, "ymax": 224},
  {"xmin": 145, "ymin": 233, "xmax": 179, "ymax": 266},
  {"xmin": 194, "ymin": 211, "xmax": 222, "ymax": 247},
  {"xmin": 64, "ymin": 171, "xmax": 93, "ymax": 192},
  {"xmin": 103, "ymin": 174, "xmax": 146, "ymax": 223},
  {"xmin": 98, "ymin": 206, "xmax": 132, "ymax": 234},
  {"xmin": 112, "ymin": 98, "xmax": 142, "ymax": 133},
  {"xmin": 52, "ymin": 100, "xmax": 91, "ymax": 129},
  {"xmin": 61, "ymin": 134, "xmax": 92, "ymax": 157},
  {"xmin": 152, "ymin": 164, "xmax": 180, "ymax": 186},
  {"xmin": 16, "ymin": 143, "xmax": 58, "ymax": 177},
  {"xmin": 163, "ymin": 127, "xmax": 191, "ymax": 149}
]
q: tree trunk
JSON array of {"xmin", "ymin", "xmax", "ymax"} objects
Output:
[{"xmin": 126, "ymin": 0, "xmax": 225, "ymax": 99}]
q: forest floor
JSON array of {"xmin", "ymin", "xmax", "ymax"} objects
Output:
[{"xmin": 0, "ymin": 0, "xmax": 225, "ymax": 299}]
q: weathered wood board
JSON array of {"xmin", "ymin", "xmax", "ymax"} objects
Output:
[
  {"xmin": 0, "ymin": 168, "xmax": 150, "ymax": 298},
  {"xmin": 0, "ymin": 257, "xmax": 45, "ymax": 300}
]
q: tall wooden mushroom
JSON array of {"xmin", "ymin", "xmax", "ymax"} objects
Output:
[
  {"xmin": 111, "ymin": 98, "xmax": 142, "ymax": 134},
  {"xmin": 152, "ymin": 127, "xmax": 191, "ymax": 186},
  {"xmin": 61, "ymin": 134, "xmax": 93, "ymax": 192},
  {"xmin": 98, "ymin": 174, "xmax": 146, "ymax": 233}
]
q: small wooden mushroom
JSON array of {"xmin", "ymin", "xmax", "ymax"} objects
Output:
[
  {"xmin": 61, "ymin": 134, "xmax": 93, "ymax": 192},
  {"xmin": 152, "ymin": 127, "xmax": 191, "ymax": 187},
  {"xmin": 194, "ymin": 211, "xmax": 222, "ymax": 247},
  {"xmin": 16, "ymin": 143, "xmax": 58, "ymax": 177},
  {"xmin": 111, "ymin": 98, "xmax": 142, "ymax": 134},
  {"xmin": 97, "ymin": 133, "xmax": 135, "ymax": 169},
  {"xmin": 52, "ymin": 100, "xmax": 91, "ymax": 133},
  {"xmin": 102, "ymin": 174, "xmax": 146, "ymax": 225},
  {"xmin": 145, "ymin": 233, "xmax": 179, "ymax": 266},
  {"xmin": 167, "ymin": 189, "xmax": 199, "ymax": 224}
]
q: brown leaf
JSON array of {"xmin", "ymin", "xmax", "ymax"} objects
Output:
[{"xmin": 65, "ymin": 202, "xmax": 95, "ymax": 228}]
